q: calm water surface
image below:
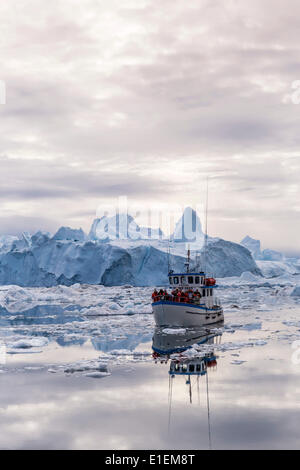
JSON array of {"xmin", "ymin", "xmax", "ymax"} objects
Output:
[{"xmin": 0, "ymin": 291, "xmax": 300, "ymax": 449}]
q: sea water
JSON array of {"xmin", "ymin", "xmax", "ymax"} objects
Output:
[{"xmin": 0, "ymin": 282, "xmax": 299, "ymax": 449}]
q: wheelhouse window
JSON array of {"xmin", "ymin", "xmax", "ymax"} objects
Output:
[
  {"xmin": 181, "ymin": 276, "xmax": 185, "ymax": 284},
  {"xmin": 169, "ymin": 277, "xmax": 173, "ymax": 284},
  {"xmin": 173, "ymin": 277, "xmax": 179, "ymax": 284},
  {"xmin": 188, "ymin": 276, "xmax": 194, "ymax": 284},
  {"xmin": 195, "ymin": 276, "xmax": 200, "ymax": 284}
]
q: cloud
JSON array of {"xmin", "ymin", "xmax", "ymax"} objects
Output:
[{"xmin": 0, "ymin": 0, "xmax": 299, "ymax": 249}]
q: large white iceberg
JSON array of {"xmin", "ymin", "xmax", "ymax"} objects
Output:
[
  {"xmin": 241, "ymin": 235, "xmax": 284, "ymax": 262},
  {"xmin": 240, "ymin": 235, "xmax": 300, "ymax": 279},
  {"xmin": 6, "ymin": 208, "xmax": 299, "ymax": 287},
  {"xmin": 0, "ymin": 232, "xmax": 261, "ymax": 287}
]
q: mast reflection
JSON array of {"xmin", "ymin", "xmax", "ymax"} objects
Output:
[{"xmin": 152, "ymin": 324, "xmax": 223, "ymax": 449}]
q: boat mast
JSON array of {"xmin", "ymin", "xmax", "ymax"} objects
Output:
[
  {"xmin": 185, "ymin": 244, "xmax": 190, "ymax": 273},
  {"xmin": 188, "ymin": 377, "xmax": 192, "ymax": 404},
  {"xmin": 168, "ymin": 374, "xmax": 173, "ymax": 434},
  {"xmin": 204, "ymin": 178, "xmax": 209, "ymax": 274},
  {"xmin": 206, "ymin": 370, "xmax": 212, "ymax": 450}
]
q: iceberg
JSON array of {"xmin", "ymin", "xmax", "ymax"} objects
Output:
[
  {"xmin": 0, "ymin": 208, "xmax": 269, "ymax": 287},
  {"xmin": 240, "ymin": 235, "xmax": 300, "ymax": 279},
  {"xmin": 0, "ymin": 233, "xmax": 261, "ymax": 286},
  {"xmin": 0, "ymin": 235, "xmax": 19, "ymax": 255},
  {"xmin": 261, "ymin": 248, "xmax": 284, "ymax": 262},
  {"xmin": 241, "ymin": 236, "xmax": 261, "ymax": 259},
  {"xmin": 53, "ymin": 227, "xmax": 87, "ymax": 242},
  {"xmin": 241, "ymin": 236, "xmax": 284, "ymax": 261},
  {"xmin": 257, "ymin": 260, "xmax": 299, "ymax": 278}
]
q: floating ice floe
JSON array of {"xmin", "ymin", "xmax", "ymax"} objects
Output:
[
  {"xmin": 7, "ymin": 337, "xmax": 49, "ymax": 349},
  {"xmin": 24, "ymin": 366, "xmax": 44, "ymax": 371},
  {"xmin": 63, "ymin": 359, "xmax": 111, "ymax": 376},
  {"xmin": 217, "ymin": 340, "xmax": 267, "ymax": 351},
  {"xmin": 0, "ymin": 278, "xmax": 300, "ymax": 374},
  {"xmin": 162, "ymin": 328, "xmax": 186, "ymax": 335},
  {"xmin": 170, "ymin": 338, "xmax": 268, "ymax": 361},
  {"xmin": 229, "ymin": 322, "xmax": 262, "ymax": 331},
  {"xmin": 108, "ymin": 349, "xmax": 150, "ymax": 357},
  {"xmin": 84, "ymin": 371, "xmax": 111, "ymax": 378}
]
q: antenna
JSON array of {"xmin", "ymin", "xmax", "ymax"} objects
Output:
[
  {"xmin": 206, "ymin": 370, "xmax": 212, "ymax": 450},
  {"xmin": 185, "ymin": 244, "xmax": 190, "ymax": 273},
  {"xmin": 167, "ymin": 239, "xmax": 170, "ymax": 274},
  {"xmin": 195, "ymin": 250, "xmax": 201, "ymax": 271},
  {"xmin": 168, "ymin": 374, "xmax": 173, "ymax": 434},
  {"xmin": 189, "ymin": 377, "xmax": 192, "ymax": 404},
  {"xmin": 204, "ymin": 177, "xmax": 209, "ymax": 274},
  {"xmin": 197, "ymin": 375, "xmax": 200, "ymax": 405}
]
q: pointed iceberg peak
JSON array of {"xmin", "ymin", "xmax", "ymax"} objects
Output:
[
  {"xmin": 171, "ymin": 206, "xmax": 204, "ymax": 243},
  {"xmin": 241, "ymin": 235, "xmax": 284, "ymax": 261}
]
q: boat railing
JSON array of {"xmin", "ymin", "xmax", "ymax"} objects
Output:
[
  {"xmin": 153, "ymin": 291, "xmax": 222, "ymax": 303},
  {"xmin": 153, "ymin": 295, "xmax": 203, "ymax": 304}
]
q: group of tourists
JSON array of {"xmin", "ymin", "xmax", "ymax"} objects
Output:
[{"xmin": 151, "ymin": 288, "xmax": 202, "ymax": 303}]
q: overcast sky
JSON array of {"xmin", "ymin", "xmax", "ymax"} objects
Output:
[{"xmin": 0, "ymin": 0, "xmax": 300, "ymax": 253}]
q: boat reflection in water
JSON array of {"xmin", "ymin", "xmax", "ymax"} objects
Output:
[{"xmin": 152, "ymin": 324, "xmax": 223, "ymax": 448}]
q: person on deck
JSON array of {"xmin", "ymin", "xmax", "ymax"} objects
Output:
[
  {"xmin": 158, "ymin": 289, "xmax": 164, "ymax": 300},
  {"xmin": 194, "ymin": 289, "xmax": 201, "ymax": 298},
  {"xmin": 171, "ymin": 288, "xmax": 177, "ymax": 296},
  {"xmin": 152, "ymin": 289, "xmax": 158, "ymax": 301},
  {"xmin": 164, "ymin": 290, "xmax": 171, "ymax": 301}
]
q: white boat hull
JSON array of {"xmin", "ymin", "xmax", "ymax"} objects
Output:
[{"xmin": 152, "ymin": 300, "xmax": 224, "ymax": 327}]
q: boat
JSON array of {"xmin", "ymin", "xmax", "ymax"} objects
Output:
[
  {"xmin": 151, "ymin": 249, "xmax": 224, "ymax": 327},
  {"xmin": 152, "ymin": 326, "xmax": 222, "ymax": 445},
  {"xmin": 152, "ymin": 325, "xmax": 223, "ymax": 356}
]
